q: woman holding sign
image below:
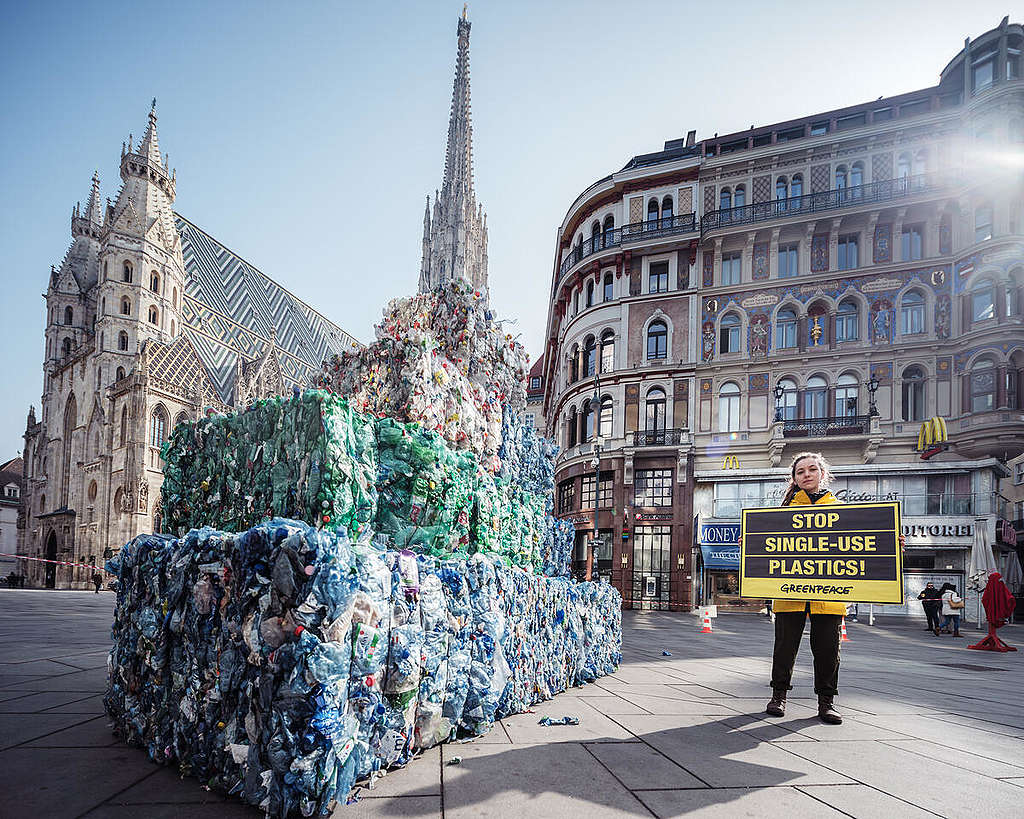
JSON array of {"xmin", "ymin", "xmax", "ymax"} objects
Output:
[{"xmin": 765, "ymin": 452, "xmax": 846, "ymax": 725}]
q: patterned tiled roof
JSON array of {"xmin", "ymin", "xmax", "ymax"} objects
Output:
[
  {"xmin": 175, "ymin": 215, "xmax": 359, "ymax": 403},
  {"xmin": 147, "ymin": 334, "xmax": 220, "ymax": 404}
]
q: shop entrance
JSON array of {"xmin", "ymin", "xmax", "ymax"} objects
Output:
[{"xmin": 632, "ymin": 525, "xmax": 671, "ymax": 610}]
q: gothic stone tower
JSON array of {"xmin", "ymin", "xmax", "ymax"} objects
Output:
[{"xmin": 418, "ymin": 12, "xmax": 489, "ymax": 302}]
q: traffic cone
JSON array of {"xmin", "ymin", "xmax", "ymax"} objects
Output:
[
  {"xmin": 840, "ymin": 618, "xmax": 849, "ymax": 642},
  {"xmin": 700, "ymin": 609, "xmax": 713, "ymax": 634}
]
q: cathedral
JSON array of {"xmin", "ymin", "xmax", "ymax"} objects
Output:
[{"xmin": 18, "ymin": 103, "xmax": 358, "ymax": 589}]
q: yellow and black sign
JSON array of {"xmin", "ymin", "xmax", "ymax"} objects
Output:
[{"xmin": 740, "ymin": 502, "xmax": 903, "ymax": 604}]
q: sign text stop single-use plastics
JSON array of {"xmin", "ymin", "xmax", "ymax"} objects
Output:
[{"xmin": 740, "ymin": 502, "xmax": 903, "ymax": 604}]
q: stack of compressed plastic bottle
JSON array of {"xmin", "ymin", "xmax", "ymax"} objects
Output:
[{"xmin": 105, "ymin": 519, "xmax": 621, "ymax": 817}]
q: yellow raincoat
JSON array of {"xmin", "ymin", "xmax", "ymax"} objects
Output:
[{"xmin": 771, "ymin": 489, "xmax": 848, "ymax": 616}]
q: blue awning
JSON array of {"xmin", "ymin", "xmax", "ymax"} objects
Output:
[{"xmin": 700, "ymin": 543, "xmax": 741, "ymax": 570}]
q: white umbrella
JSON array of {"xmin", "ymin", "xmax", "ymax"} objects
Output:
[
  {"xmin": 968, "ymin": 522, "xmax": 998, "ymax": 625},
  {"xmin": 1003, "ymin": 551, "xmax": 1024, "ymax": 595}
]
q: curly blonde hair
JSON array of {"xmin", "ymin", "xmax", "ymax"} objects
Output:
[{"xmin": 781, "ymin": 451, "xmax": 834, "ymax": 506}]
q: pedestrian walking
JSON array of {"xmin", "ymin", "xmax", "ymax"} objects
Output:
[
  {"xmin": 91, "ymin": 571, "xmax": 103, "ymax": 594},
  {"xmin": 764, "ymin": 452, "xmax": 846, "ymax": 725},
  {"xmin": 936, "ymin": 583, "xmax": 964, "ymax": 636},
  {"xmin": 918, "ymin": 582, "xmax": 943, "ymax": 632}
]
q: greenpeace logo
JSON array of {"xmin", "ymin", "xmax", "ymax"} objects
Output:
[{"xmin": 779, "ymin": 584, "xmax": 854, "ymax": 595}]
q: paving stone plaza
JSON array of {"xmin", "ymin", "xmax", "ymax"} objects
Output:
[{"xmin": 1, "ymin": 589, "xmax": 1022, "ymax": 818}]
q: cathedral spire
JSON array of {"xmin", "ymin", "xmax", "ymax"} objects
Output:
[
  {"xmin": 83, "ymin": 171, "xmax": 103, "ymax": 226},
  {"xmin": 419, "ymin": 13, "xmax": 489, "ymax": 302},
  {"xmin": 137, "ymin": 98, "xmax": 164, "ymax": 169}
]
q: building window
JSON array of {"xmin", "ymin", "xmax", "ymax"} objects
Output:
[
  {"xmin": 804, "ymin": 375, "xmax": 827, "ymax": 418},
  {"xmin": 170, "ymin": 319, "xmax": 176, "ymax": 336},
  {"xmin": 603, "ymin": 273, "xmax": 613, "ymax": 302},
  {"xmin": 598, "ymin": 396, "xmax": 613, "ymax": 439},
  {"xmin": 119, "ymin": 405, "xmax": 128, "ymax": 445},
  {"xmin": 719, "ymin": 189, "xmax": 732, "ymax": 211},
  {"xmin": 975, "ymin": 204, "xmax": 993, "ymax": 243},
  {"xmin": 148, "ymin": 306, "xmax": 158, "ymax": 324},
  {"xmin": 647, "ymin": 321, "xmax": 667, "ymax": 360},
  {"xmin": 647, "ymin": 198, "xmax": 659, "ymax": 225},
  {"xmin": 122, "ymin": 261, "xmax": 133, "ymax": 283},
  {"xmin": 776, "ymin": 177, "xmax": 789, "ymax": 204},
  {"xmin": 810, "ymin": 121, "xmax": 828, "ymax": 136},
  {"xmin": 573, "ymin": 288, "xmax": 580, "ymax": 315},
  {"xmin": 1008, "ymin": 41, "xmax": 1022, "ymax": 80},
  {"xmin": 150, "ymin": 407, "xmax": 168, "ymax": 448},
  {"xmin": 599, "ymin": 330, "xmax": 614, "ymax": 373},
  {"xmin": 121, "ymin": 297, "xmax": 131, "ymax": 316},
  {"xmin": 837, "ymin": 235, "xmax": 859, "ymax": 270},
  {"xmin": 591, "ymin": 221, "xmax": 601, "ymax": 252},
  {"xmin": 581, "ymin": 473, "xmax": 613, "ymax": 509},
  {"xmin": 661, "ymin": 196, "xmax": 673, "ymax": 221},
  {"xmin": 971, "ymin": 279, "xmax": 995, "ymax": 322},
  {"xmin": 836, "ymin": 300, "xmax": 859, "ymax": 341},
  {"xmin": 118, "ymin": 331, "xmax": 129, "ymax": 351},
  {"xmin": 61, "ymin": 337, "xmax": 72, "ymax": 357},
  {"xmin": 583, "ymin": 336, "xmax": 597, "ymax": 377},
  {"xmin": 719, "ymin": 382, "xmax": 740, "ymax": 431},
  {"xmin": 63, "ymin": 306, "xmax": 73, "ymax": 325},
  {"xmin": 150, "ymin": 271, "xmax": 160, "ymax": 292},
  {"xmin": 778, "ymin": 243, "xmax": 798, "ymax": 278},
  {"xmin": 649, "ymin": 261, "xmax": 669, "ymax": 293},
  {"xmin": 835, "ymin": 166, "xmax": 848, "ymax": 192},
  {"xmin": 897, "ymin": 152, "xmax": 912, "ymax": 180},
  {"xmin": 972, "ymin": 45, "xmax": 996, "ymax": 93},
  {"xmin": 776, "ymin": 309, "xmax": 797, "ymax": 349},
  {"xmin": 791, "ymin": 174, "xmax": 803, "ymax": 205},
  {"xmin": 645, "ymin": 387, "xmax": 666, "ymax": 432},
  {"xmin": 530, "ymin": 376, "xmax": 541, "ymax": 391},
  {"xmin": 116, "ymin": 366, "xmax": 125, "ymax": 381},
  {"xmin": 558, "ymin": 479, "xmax": 576, "ymax": 514},
  {"xmin": 719, "ymin": 313, "xmax": 741, "ymax": 353},
  {"xmin": 970, "ymin": 359, "xmax": 996, "ymax": 413},
  {"xmin": 88, "ymin": 480, "xmax": 98, "ymax": 502},
  {"xmin": 900, "ymin": 290, "xmax": 925, "ymax": 335},
  {"xmin": 567, "ymin": 407, "xmax": 578, "ymax": 447},
  {"xmin": 901, "ymin": 225, "xmax": 924, "ymax": 261},
  {"xmin": 777, "ymin": 378, "xmax": 798, "ymax": 421},
  {"xmin": 850, "ymin": 162, "xmax": 864, "ymax": 191},
  {"xmin": 581, "ymin": 400, "xmax": 595, "ymax": 443},
  {"xmin": 603, "ymin": 214, "xmax": 614, "ymax": 245},
  {"xmin": 721, "ymin": 252, "xmax": 741, "ymax": 285},
  {"xmin": 172, "ymin": 287, "xmax": 179, "ymax": 310},
  {"xmin": 634, "ymin": 468, "xmax": 673, "ymax": 507},
  {"xmin": 835, "ymin": 374, "xmax": 859, "ymax": 417},
  {"xmin": 733, "ymin": 185, "xmax": 746, "ymax": 207},
  {"xmin": 902, "ymin": 366, "xmax": 926, "ymax": 421}
]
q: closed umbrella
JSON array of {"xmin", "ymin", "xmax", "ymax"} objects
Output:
[
  {"xmin": 968, "ymin": 523, "xmax": 997, "ymax": 626},
  {"xmin": 1003, "ymin": 551, "xmax": 1023, "ymax": 595}
]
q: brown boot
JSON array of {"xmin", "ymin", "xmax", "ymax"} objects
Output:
[
  {"xmin": 818, "ymin": 697, "xmax": 843, "ymax": 725},
  {"xmin": 765, "ymin": 689, "xmax": 786, "ymax": 717}
]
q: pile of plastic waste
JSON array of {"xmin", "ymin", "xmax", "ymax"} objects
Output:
[{"xmin": 105, "ymin": 519, "xmax": 621, "ymax": 817}]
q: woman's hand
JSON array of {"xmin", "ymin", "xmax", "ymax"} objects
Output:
[{"xmin": 899, "ymin": 534, "xmax": 906, "ymax": 554}]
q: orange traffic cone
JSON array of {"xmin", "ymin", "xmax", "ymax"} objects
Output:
[
  {"xmin": 840, "ymin": 618, "xmax": 849, "ymax": 642},
  {"xmin": 700, "ymin": 609, "xmax": 713, "ymax": 634}
]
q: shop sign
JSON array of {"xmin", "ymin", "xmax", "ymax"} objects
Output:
[
  {"xmin": 740, "ymin": 502, "xmax": 904, "ymax": 604},
  {"xmin": 564, "ymin": 514, "xmax": 593, "ymax": 528},
  {"xmin": 901, "ymin": 517, "xmax": 975, "ymax": 545},
  {"xmin": 635, "ymin": 512, "xmax": 673, "ymax": 522},
  {"xmin": 698, "ymin": 522, "xmax": 741, "ymax": 545}
]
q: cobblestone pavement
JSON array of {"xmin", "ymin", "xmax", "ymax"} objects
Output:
[{"xmin": 2, "ymin": 589, "xmax": 1022, "ymax": 818}]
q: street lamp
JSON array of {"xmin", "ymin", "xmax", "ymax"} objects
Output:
[
  {"xmin": 865, "ymin": 375, "xmax": 880, "ymax": 417},
  {"xmin": 773, "ymin": 383, "xmax": 785, "ymax": 422}
]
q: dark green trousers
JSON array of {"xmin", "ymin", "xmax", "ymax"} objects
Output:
[{"xmin": 770, "ymin": 605, "xmax": 841, "ymax": 696}]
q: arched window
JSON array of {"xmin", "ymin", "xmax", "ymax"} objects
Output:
[
  {"xmin": 803, "ymin": 376, "xmax": 828, "ymax": 419},
  {"xmin": 172, "ymin": 287, "xmax": 179, "ymax": 309},
  {"xmin": 835, "ymin": 374, "xmax": 859, "ymax": 417},
  {"xmin": 776, "ymin": 177, "xmax": 789, "ymax": 211},
  {"xmin": 599, "ymin": 396, "xmax": 613, "ymax": 439},
  {"xmin": 569, "ymin": 344, "xmax": 579, "ymax": 383},
  {"xmin": 118, "ymin": 331, "xmax": 129, "ymax": 351},
  {"xmin": 591, "ymin": 221, "xmax": 601, "ymax": 251},
  {"xmin": 776, "ymin": 308, "xmax": 798, "ymax": 349},
  {"xmin": 902, "ymin": 366, "xmax": 926, "ymax": 421},
  {"xmin": 170, "ymin": 319, "xmax": 176, "ymax": 336},
  {"xmin": 900, "ymin": 291, "xmax": 925, "ymax": 335},
  {"xmin": 897, "ymin": 152, "xmax": 912, "ymax": 180},
  {"xmin": 61, "ymin": 337, "xmax": 72, "ymax": 357},
  {"xmin": 101, "ymin": 297, "xmax": 106, "ymax": 315},
  {"xmin": 148, "ymin": 305, "xmax": 158, "ymax": 325},
  {"xmin": 647, "ymin": 198, "xmax": 660, "ymax": 226},
  {"xmin": 912, "ymin": 150, "xmax": 926, "ymax": 176},
  {"xmin": 790, "ymin": 174, "xmax": 803, "ymax": 206},
  {"xmin": 975, "ymin": 203, "xmax": 993, "ymax": 243},
  {"xmin": 600, "ymin": 330, "xmax": 614, "ymax": 373},
  {"xmin": 849, "ymin": 162, "xmax": 864, "ymax": 200},
  {"xmin": 174, "ymin": 411, "xmax": 189, "ymax": 430},
  {"xmin": 39, "ymin": 494, "xmax": 45, "ymax": 513},
  {"xmin": 583, "ymin": 335, "xmax": 597, "ymax": 377},
  {"xmin": 836, "ymin": 300, "xmax": 859, "ymax": 341},
  {"xmin": 567, "ymin": 406, "xmax": 578, "ymax": 448},
  {"xmin": 585, "ymin": 280, "xmax": 595, "ymax": 308},
  {"xmin": 150, "ymin": 406, "xmax": 168, "ymax": 448},
  {"xmin": 120, "ymin": 405, "xmax": 128, "ymax": 446},
  {"xmin": 63, "ymin": 306, "xmax": 73, "ymax": 325},
  {"xmin": 116, "ymin": 366, "xmax": 125, "ymax": 381},
  {"xmin": 603, "ymin": 273, "xmax": 613, "ymax": 302},
  {"xmin": 581, "ymin": 400, "xmax": 595, "ymax": 443},
  {"xmin": 835, "ymin": 166, "xmax": 848, "ymax": 195},
  {"xmin": 602, "ymin": 214, "xmax": 614, "ymax": 245},
  {"xmin": 777, "ymin": 378, "xmax": 798, "ymax": 421},
  {"xmin": 719, "ymin": 188, "xmax": 732, "ymax": 211},
  {"xmin": 150, "ymin": 271, "xmax": 160, "ymax": 292},
  {"xmin": 122, "ymin": 261, "xmax": 133, "ymax": 283},
  {"xmin": 661, "ymin": 196, "xmax": 673, "ymax": 221},
  {"xmin": 88, "ymin": 480, "xmax": 98, "ymax": 502},
  {"xmin": 646, "ymin": 320, "xmax": 667, "ymax": 360},
  {"xmin": 970, "ymin": 358, "xmax": 996, "ymax": 413},
  {"xmin": 719, "ymin": 382, "xmax": 740, "ymax": 432},
  {"xmin": 645, "ymin": 387, "xmax": 666, "ymax": 432},
  {"xmin": 121, "ymin": 297, "xmax": 131, "ymax": 316},
  {"xmin": 719, "ymin": 312, "xmax": 741, "ymax": 354},
  {"xmin": 970, "ymin": 278, "xmax": 995, "ymax": 323},
  {"xmin": 733, "ymin": 185, "xmax": 746, "ymax": 208}
]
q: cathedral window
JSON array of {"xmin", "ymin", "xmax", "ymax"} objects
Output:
[
  {"xmin": 61, "ymin": 338, "xmax": 72, "ymax": 357},
  {"xmin": 150, "ymin": 406, "xmax": 168, "ymax": 448},
  {"xmin": 121, "ymin": 298, "xmax": 131, "ymax": 316},
  {"xmin": 88, "ymin": 481, "xmax": 97, "ymax": 502},
  {"xmin": 172, "ymin": 287, "xmax": 179, "ymax": 309},
  {"xmin": 122, "ymin": 261, "xmax": 133, "ymax": 283},
  {"xmin": 63, "ymin": 306, "xmax": 73, "ymax": 325},
  {"xmin": 116, "ymin": 366, "xmax": 125, "ymax": 381},
  {"xmin": 150, "ymin": 271, "xmax": 160, "ymax": 292},
  {"xmin": 118, "ymin": 331, "xmax": 129, "ymax": 351},
  {"xmin": 170, "ymin": 319, "xmax": 176, "ymax": 336},
  {"xmin": 119, "ymin": 406, "xmax": 128, "ymax": 445},
  {"xmin": 39, "ymin": 494, "xmax": 45, "ymax": 513},
  {"xmin": 148, "ymin": 306, "xmax": 159, "ymax": 325}
]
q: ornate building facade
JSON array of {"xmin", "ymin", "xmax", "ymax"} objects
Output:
[
  {"xmin": 18, "ymin": 104, "xmax": 357, "ymax": 589},
  {"xmin": 418, "ymin": 13, "xmax": 489, "ymax": 301},
  {"xmin": 542, "ymin": 18, "xmax": 1024, "ymax": 616}
]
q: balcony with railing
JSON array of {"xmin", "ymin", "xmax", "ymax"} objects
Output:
[
  {"xmin": 781, "ymin": 415, "xmax": 872, "ymax": 438},
  {"xmin": 558, "ymin": 213, "xmax": 697, "ymax": 278},
  {"xmin": 629, "ymin": 428, "xmax": 689, "ymax": 447},
  {"xmin": 700, "ymin": 172, "xmax": 954, "ymax": 233}
]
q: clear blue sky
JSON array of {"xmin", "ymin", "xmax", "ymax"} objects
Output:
[{"xmin": 0, "ymin": 0, "xmax": 1014, "ymax": 456}]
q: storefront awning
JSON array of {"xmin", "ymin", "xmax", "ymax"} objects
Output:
[{"xmin": 700, "ymin": 543, "xmax": 741, "ymax": 570}]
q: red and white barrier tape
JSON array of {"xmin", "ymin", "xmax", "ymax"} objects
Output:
[{"xmin": 0, "ymin": 552, "xmax": 113, "ymax": 572}]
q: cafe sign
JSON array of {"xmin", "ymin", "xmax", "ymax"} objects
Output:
[{"xmin": 900, "ymin": 517, "xmax": 975, "ymax": 546}]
